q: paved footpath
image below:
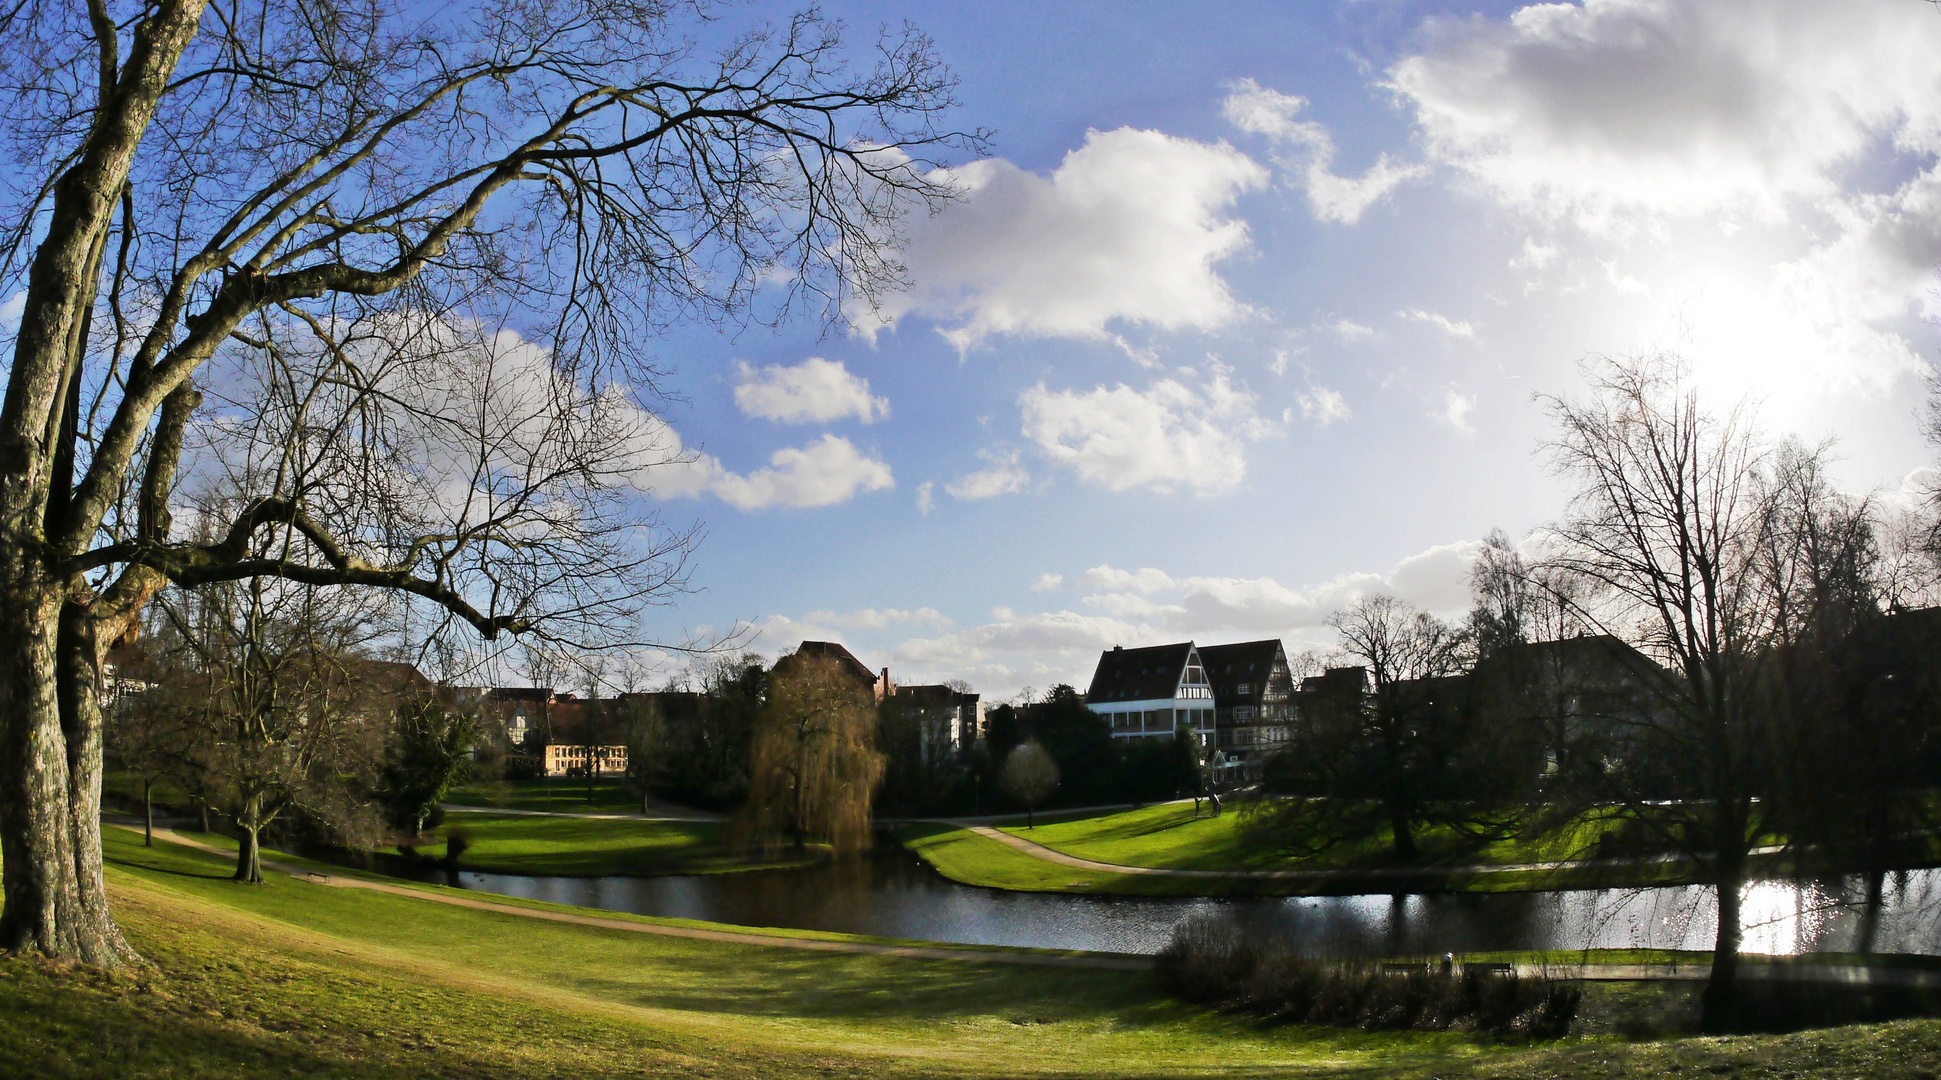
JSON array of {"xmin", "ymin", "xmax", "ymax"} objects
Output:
[{"xmin": 122, "ymin": 824, "xmax": 1148, "ymax": 972}]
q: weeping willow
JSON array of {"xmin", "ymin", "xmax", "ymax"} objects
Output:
[{"xmin": 736, "ymin": 656, "xmax": 886, "ymax": 854}]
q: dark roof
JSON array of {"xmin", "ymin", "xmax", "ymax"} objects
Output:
[
  {"xmin": 351, "ymin": 659, "xmax": 433, "ymax": 695},
  {"xmin": 1300, "ymin": 666, "xmax": 1368, "ymax": 695},
  {"xmin": 1471, "ymin": 634, "xmax": 1663, "ymax": 686},
  {"xmin": 488, "ymin": 686, "xmax": 554, "ymax": 702},
  {"xmin": 893, "ymin": 684, "xmax": 978, "ymax": 706},
  {"xmin": 1195, "ymin": 639, "xmax": 1287, "ymax": 706},
  {"xmin": 783, "ymin": 641, "xmax": 877, "ymax": 686},
  {"xmin": 1084, "ymin": 642, "xmax": 1196, "ymax": 704},
  {"xmin": 545, "ymin": 699, "xmax": 627, "ymax": 744}
]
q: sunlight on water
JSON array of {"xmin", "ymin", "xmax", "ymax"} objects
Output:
[{"xmin": 402, "ymin": 853, "xmax": 1941, "ymax": 957}]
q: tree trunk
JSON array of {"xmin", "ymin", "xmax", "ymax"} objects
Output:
[
  {"xmin": 235, "ymin": 796, "xmax": 263, "ymax": 884},
  {"xmin": 143, "ymin": 777, "xmax": 152, "ymax": 847},
  {"xmin": 0, "ymin": 592, "xmax": 135, "ymax": 963},
  {"xmin": 1701, "ymin": 855, "xmax": 1745, "ymax": 1033},
  {"xmin": 0, "ymin": 0, "xmax": 206, "ymax": 963},
  {"xmin": 1856, "ymin": 867, "xmax": 1886, "ymax": 955},
  {"xmin": 196, "ymin": 798, "xmax": 209, "ymax": 834},
  {"xmin": 1389, "ymin": 801, "xmax": 1417, "ymax": 861},
  {"xmin": 236, "ymin": 822, "xmax": 263, "ymax": 885}
]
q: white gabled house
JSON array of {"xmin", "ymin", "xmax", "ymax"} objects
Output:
[{"xmin": 1082, "ymin": 642, "xmax": 1215, "ymax": 748}]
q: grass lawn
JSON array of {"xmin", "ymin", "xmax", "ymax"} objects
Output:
[
  {"xmin": 418, "ymin": 812, "xmax": 813, "ymax": 876},
  {"xmin": 997, "ymin": 802, "xmax": 1631, "ymax": 872},
  {"xmin": 445, "ymin": 776, "xmax": 644, "ymax": 813},
  {"xmin": 906, "ymin": 802, "xmax": 1807, "ymax": 895},
  {"xmin": 6, "ymin": 828, "xmax": 1941, "ymax": 1078}
]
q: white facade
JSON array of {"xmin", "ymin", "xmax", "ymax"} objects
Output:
[{"xmin": 1088, "ymin": 646, "xmax": 1216, "ymax": 747}]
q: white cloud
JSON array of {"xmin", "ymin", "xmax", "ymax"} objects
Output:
[
  {"xmin": 1331, "ymin": 318, "xmax": 1375, "ymax": 342},
  {"xmin": 1377, "ymin": 1, "xmax": 1941, "ymax": 403},
  {"xmin": 656, "ymin": 433, "xmax": 894, "ymax": 511},
  {"xmin": 1078, "ymin": 565, "xmax": 1175, "ymax": 593},
  {"xmin": 1223, "ymin": 77, "xmax": 1424, "ymax": 224},
  {"xmin": 1020, "ymin": 369, "xmax": 1272, "ymax": 494},
  {"xmin": 889, "ymin": 540, "xmax": 1489, "ymax": 689},
  {"xmin": 915, "ymin": 480, "xmax": 935, "ymax": 515},
  {"xmin": 1385, "ymin": 540, "xmax": 1488, "ymax": 615},
  {"xmin": 855, "ymin": 127, "xmax": 1267, "ymax": 350},
  {"xmin": 0, "ymin": 291, "xmax": 23, "ymax": 338},
  {"xmin": 1297, "ymin": 385, "xmax": 1352, "ymax": 427},
  {"xmin": 1389, "ymin": 0, "xmax": 1941, "ymax": 231},
  {"xmin": 742, "ymin": 614, "xmax": 844, "ymax": 659},
  {"xmin": 1398, "ymin": 309, "xmax": 1476, "ymax": 338},
  {"xmin": 1511, "ymin": 237, "xmax": 1558, "ymax": 271},
  {"xmin": 732, "ymin": 357, "xmax": 888, "ymax": 424},
  {"xmin": 802, "ymin": 607, "xmax": 952, "ymax": 631},
  {"xmin": 1760, "ymin": 163, "xmax": 1941, "ymax": 392},
  {"xmin": 893, "ymin": 610, "xmax": 1158, "ymax": 667},
  {"xmin": 1435, "ymin": 389, "xmax": 1477, "ymax": 434},
  {"xmin": 834, "ymin": 540, "xmax": 1498, "ymax": 697},
  {"xmin": 944, "ymin": 447, "xmax": 1030, "ymax": 501}
]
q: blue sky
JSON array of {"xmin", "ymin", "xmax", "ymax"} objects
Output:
[
  {"xmin": 621, "ymin": 0, "xmax": 1941, "ymax": 697},
  {"xmin": 11, "ymin": 1, "xmax": 1937, "ymax": 697}
]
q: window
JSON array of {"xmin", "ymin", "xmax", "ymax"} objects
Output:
[
  {"xmin": 1236, "ymin": 682, "xmax": 1251, "ymax": 695},
  {"xmin": 1233, "ymin": 706, "xmax": 1254, "ymax": 721}
]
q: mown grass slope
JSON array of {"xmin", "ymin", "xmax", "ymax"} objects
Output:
[
  {"xmin": 7, "ymin": 827, "xmax": 1941, "ymax": 1078},
  {"xmin": 421, "ymin": 812, "xmax": 812, "ymax": 876},
  {"xmin": 445, "ymin": 777, "xmax": 645, "ymax": 813}
]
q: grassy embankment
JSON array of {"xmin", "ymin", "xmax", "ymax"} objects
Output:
[
  {"xmin": 900, "ymin": 802, "xmax": 1812, "ymax": 896},
  {"xmin": 419, "ymin": 812, "xmax": 817, "ymax": 876},
  {"xmin": 445, "ymin": 776, "xmax": 646, "ymax": 813},
  {"xmin": 8, "ymin": 827, "xmax": 1941, "ymax": 1078}
]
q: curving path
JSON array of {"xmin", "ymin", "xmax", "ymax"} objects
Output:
[{"xmin": 120, "ymin": 824, "xmax": 1147, "ymax": 972}]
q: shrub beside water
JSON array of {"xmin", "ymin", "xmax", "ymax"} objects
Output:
[{"xmin": 1156, "ymin": 915, "xmax": 1580, "ymax": 1038}]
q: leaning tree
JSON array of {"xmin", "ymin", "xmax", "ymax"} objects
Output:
[{"xmin": 0, "ymin": 0, "xmax": 971, "ymax": 962}]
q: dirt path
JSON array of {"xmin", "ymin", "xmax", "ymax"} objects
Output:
[{"xmin": 129, "ymin": 825, "xmax": 1148, "ymax": 972}]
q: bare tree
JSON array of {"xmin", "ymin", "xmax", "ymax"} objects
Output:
[
  {"xmin": 1536, "ymin": 353, "xmax": 1774, "ymax": 1032},
  {"xmin": 1751, "ymin": 440, "xmax": 1941, "ymax": 953},
  {"xmin": 0, "ymin": 0, "xmax": 973, "ymax": 961},
  {"xmin": 146, "ymin": 574, "xmax": 390, "ymax": 882},
  {"xmin": 1465, "ymin": 529, "xmax": 1612, "ymax": 796},
  {"xmin": 736, "ymin": 654, "xmax": 883, "ymax": 854},
  {"xmin": 999, "ymin": 741, "xmax": 1058, "ymax": 828},
  {"xmin": 1327, "ymin": 594, "xmax": 1473, "ymax": 860}
]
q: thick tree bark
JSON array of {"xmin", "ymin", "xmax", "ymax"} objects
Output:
[
  {"xmin": 56, "ymin": 600, "xmax": 134, "ymax": 961},
  {"xmin": 0, "ymin": 0, "xmax": 208, "ymax": 964},
  {"xmin": 1389, "ymin": 802, "xmax": 1417, "ymax": 861},
  {"xmin": 1701, "ymin": 849, "xmax": 1745, "ymax": 1033},
  {"xmin": 235, "ymin": 802, "xmax": 263, "ymax": 885},
  {"xmin": 0, "ymin": 594, "xmax": 133, "ymax": 962},
  {"xmin": 143, "ymin": 778, "xmax": 152, "ymax": 848},
  {"xmin": 1856, "ymin": 867, "xmax": 1886, "ymax": 955}
]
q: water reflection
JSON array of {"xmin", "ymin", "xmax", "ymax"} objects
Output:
[{"xmin": 396, "ymin": 849, "xmax": 1941, "ymax": 957}]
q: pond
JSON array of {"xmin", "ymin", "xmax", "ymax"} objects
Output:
[{"xmin": 387, "ymin": 846, "xmax": 1941, "ymax": 958}]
